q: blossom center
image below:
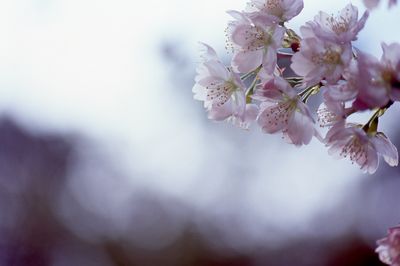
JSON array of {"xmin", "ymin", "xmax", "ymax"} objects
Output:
[
  {"xmin": 323, "ymin": 49, "xmax": 342, "ymax": 64},
  {"xmin": 382, "ymin": 69, "xmax": 400, "ymax": 89},
  {"xmin": 265, "ymin": 0, "xmax": 284, "ymax": 18},
  {"xmin": 206, "ymin": 80, "xmax": 237, "ymax": 106},
  {"xmin": 317, "ymin": 106, "xmax": 339, "ymax": 127},
  {"xmin": 340, "ymin": 135, "xmax": 367, "ymax": 164},
  {"xmin": 312, "ymin": 48, "xmax": 342, "ymax": 66},
  {"xmin": 244, "ymin": 27, "xmax": 273, "ymax": 51},
  {"xmin": 326, "ymin": 15, "xmax": 350, "ymax": 34},
  {"xmin": 266, "ymin": 98, "xmax": 297, "ymax": 125}
]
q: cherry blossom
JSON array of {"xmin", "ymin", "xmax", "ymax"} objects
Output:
[
  {"xmin": 193, "ymin": 43, "xmax": 257, "ymax": 128},
  {"xmin": 322, "ymin": 60, "xmax": 359, "ymax": 102},
  {"xmin": 245, "ymin": 0, "xmax": 304, "ymax": 23},
  {"xmin": 291, "ymin": 36, "xmax": 352, "ymax": 86},
  {"xmin": 376, "ymin": 225, "xmax": 400, "ymax": 266},
  {"xmin": 325, "ymin": 123, "xmax": 398, "ymax": 174},
  {"xmin": 227, "ymin": 10, "xmax": 285, "ymax": 74},
  {"xmin": 194, "ymin": 7, "xmax": 400, "ymax": 266},
  {"xmin": 380, "ymin": 42, "xmax": 400, "ymax": 95},
  {"xmin": 317, "ymin": 93, "xmax": 353, "ymax": 128},
  {"xmin": 305, "ymin": 4, "xmax": 369, "ymax": 45},
  {"xmin": 353, "ymin": 43, "xmax": 400, "ymax": 110},
  {"xmin": 256, "ymin": 77, "xmax": 315, "ymax": 146},
  {"xmin": 194, "ymin": 0, "xmax": 400, "ymax": 175}
]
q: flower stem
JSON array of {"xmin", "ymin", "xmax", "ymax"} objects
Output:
[
  {"xmin": 299, "ymin": 84, "xmax": 321, "ymax": 103},
  {"xmin": 286, "ymin": 77, "xmax": 303, "ymax": 87},
  {"xmin": 244, "ymin": 66, "xmax": 262, "ymax": 103},
  {"xmin": 362, "ymin": 105, "xmax": 391, "ymax": 133},
  {"xmin": 285, "ymin": 77, "xmax": 303, "ymax": 81},
  {"xmin": 241, "ymin": 65, "xmax": 262, "ymax": 80},
  {"xmin": 246, "ymin": 75, "xmax": 260, "ymax": 104}
]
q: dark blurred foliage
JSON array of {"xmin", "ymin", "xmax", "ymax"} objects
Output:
[{"xmin": 0, "ymin": 112, "xmax": 391, "ymax": 265}]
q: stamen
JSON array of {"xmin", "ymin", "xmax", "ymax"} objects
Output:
[
  {"xmin": 317, "ymin": 107, "xmax": 338, "ymax": 127},
  {"xmin": 312, "ymin": 47, "xmax": 341, "ymax": 65},
  {"xmin": 265, "ymin": 99, "xmax": 297, "ymax": 126},
  {"xmin": 340, "ymin": 136, "xmax": 367, "ymax": 167},
  {"xmin": 255, "ymin": 0, "xmax": 284, "ymax": 18},
  {"xmin": 242, "ymin": 26, "xmax": 273, "ymax": 52},
  {"xmin": 325, "ymin": 8, "xmax": 351, "ymax": 34},
  {"xmin": 206, "ymin": 81, "xmax": 236, "ymax": 106}
]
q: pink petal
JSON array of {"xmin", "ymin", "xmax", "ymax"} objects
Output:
[
  {"xmin": 207, "ymin": 101, "xmax": 233, "ymax": 121},
  {"xmin": 372, "ymin": 133, "xmax": 399, "ymax": 167},
  {"xmin": 257, "ymin": 102, "xmax": 293, "ymax": 133},
  {"xmin": 232, "ymin": 50, "xmax": 263, "ymax": 73},
  {"xmin": 284, "ymin": 109, "xmax": 314, "ymax": 146},
  {"xmin": 204, "ymin": 61, "xmax": 230, "ymax": 80}
]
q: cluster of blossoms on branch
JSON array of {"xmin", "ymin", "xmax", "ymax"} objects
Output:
[
  {"xmin": 193, "ymin": 1, "xmax": 400, "ymax": 264},
  {"xmin": 193, "ymin": 0, "xmax": 400, "ymax": 175}
]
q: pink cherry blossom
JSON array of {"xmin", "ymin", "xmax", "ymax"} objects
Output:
[
  {"xmin": 352, "ymin": 52, "xmax": 387, "ymax": 110},
  {"xmin": 256, "ymin": 77, "xmax": 315, "ymax": 146},
  {"xmin": 323, "ymin": 80, "xmax": 357, "ymax": 102},
  {"xmin": 305, "ymin": 4, "xmax": 369, "ymax": 45},
  {"xmin": 245, "ymin": 0, "xmax": 304, "ymax": 23},
  {"xmin": 317, "ymin": 93, "xmax": 354, "ymax": 128},
  {"xmin": 193, "ymin": 0, "xmax": 400, "ymax": 174},
  {"xmin": 229, "ymin": 104, "xmax": 260, "ymax": 129},
  {"xmin": 290, "ymin": 36, "xmax": 352, "ymax": 86},
  {"xmin": 353, "ymin": 43, "xmax": 400, "ymax": 110},
  {"xmin": 227, "ymin": 10, "xmax": 285, "ymax": 74},
  {"xmin": 325, "ymin": 123, "xmax": 398, "ymax": 173},
  {"xmin": 381, "ymin": 42, "xmax": 400, "ymax": 94},
  {"xmin": 376, "ymin": 225, "xmax": 400, "ymax": 266},
  {"xmin": 193, "ymin": 43, "xmax": 257, "ymax": 128},
  {"xmin": 322, "ymin": 60, "xmax": 359, "ymax": 102}
]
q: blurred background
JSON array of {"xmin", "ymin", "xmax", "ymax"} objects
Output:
[{"xmin": 0, "ymin": 0, "xmax": 399, "ymax": 265}]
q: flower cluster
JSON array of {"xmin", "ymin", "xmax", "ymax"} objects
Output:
[
  {"xmin": 193, "ymin": 0, "xmax": 399, "ymax": 175},
  {"xmin": 376, "ymin": 225, "xmax": 400, "ymax": 266},
  {"xmin": 194, "ymin": 3, "xmax": 400, "ymax": 263}
]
